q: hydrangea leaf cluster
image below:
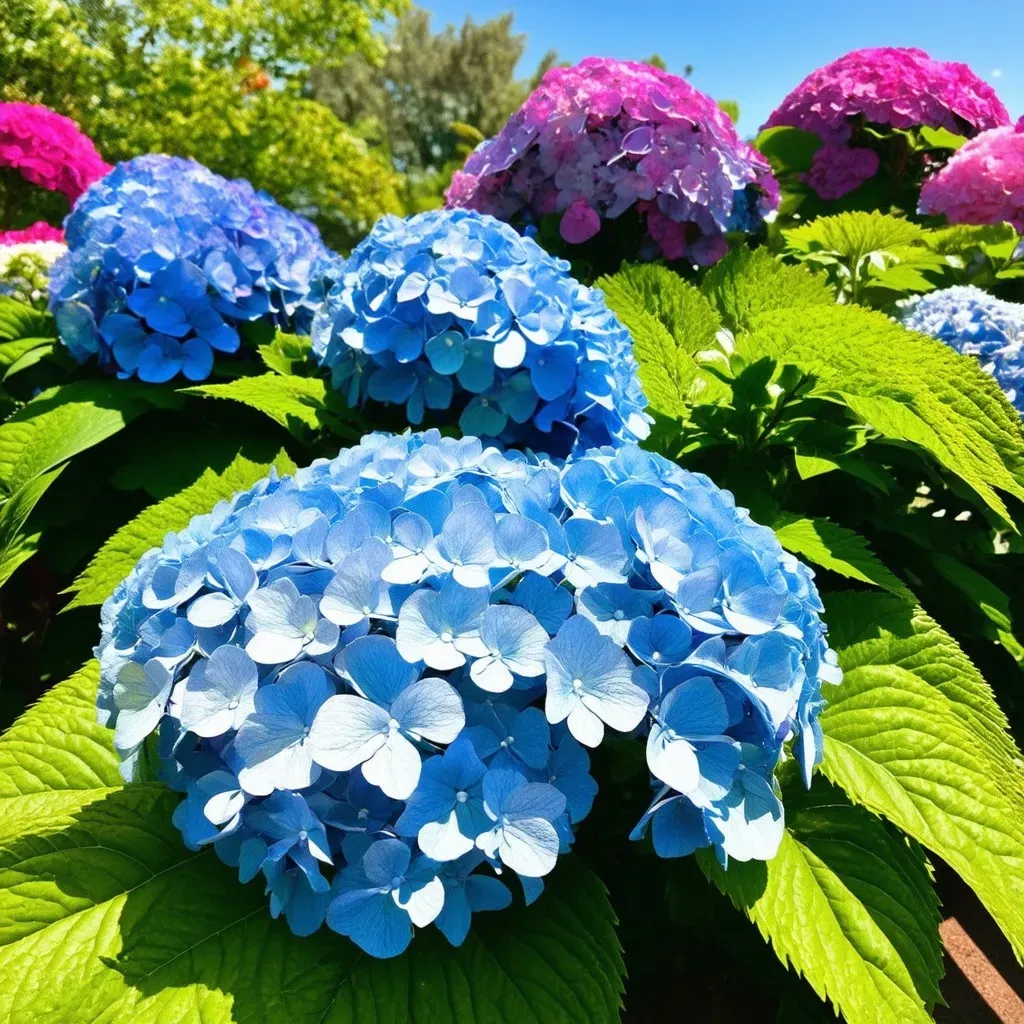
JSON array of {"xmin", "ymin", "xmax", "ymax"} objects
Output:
[
  {"xmin": 0, "ymin": 237, "xmax": 66, "ymax": 308},
  {"xmin": 898, "ymin": 286, "xmax": 1024, "ymax": 413},
  {"xmin": 49, "ymin": 154, "xmax": 334, "ymax": 383},
  {"xmin": 444, "ymin": 58, "xmax": 779, "ymax": 265},
  {"xmin": 0, "ymin": 101, "xmax": 110, "ymax": 202},
  {"xmin": 919, "ymin": 120, "xmax": 1024, "ymax": 233},
  {"xmin": 97, "ymin": 430, "xmax": 838, "ymax": 957},
  {"xmin": 764, "ymin": 47, "xmax": 1010, "ymax": 200},
  {"xmin": 311, "ymin": 209, "xmax": 651, "ymax": 454}
]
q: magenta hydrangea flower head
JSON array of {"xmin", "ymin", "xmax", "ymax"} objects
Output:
[
  {"xmin": 919, "ymin": 121, "xmax": 1024, "ymax": 234},
  {"xmin": 0, "ymin": 102, "xmax": 110, "ymax": 202},
  {"xmin": 445, "ymin": 58, "xmax": 779, "ymax": 268},
  {"xmin": 0, "ymin": 222, "xmax": 63, "ymax": 245},
  {"xmin": 764, "ymin": 48, "xmax": 1010, "ymax": 202}
]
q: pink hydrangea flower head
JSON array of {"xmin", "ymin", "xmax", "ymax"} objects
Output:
[
  {"xmin": 446, "ymin": 57, "xmax": 779, "ymax": 265},
  {"xmin": 919, "ymin": 124, "xmax": 1024, "ymax": 233},
  {"xmin": 765, "ymin": 48, "xmax": 1010, "ymax": 200},
  {"xmin": 0, "ymin": 221, "xmax": 64, "ymax": 245},
  {"xmin": 0, "ymin": 102, "xmax": 111, "ymax": 202}
]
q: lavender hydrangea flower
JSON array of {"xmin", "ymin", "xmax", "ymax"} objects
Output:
[
  {"xmin": 97, "ymin": 430, "xmax": 837, "ymax": 956},
  {"xmin": 897, "ymin": 286, "xmax": 1024, "ymax": 413},
  {"xmin": 311, "ymin": 209, "xmax": 651, "ymax": 454},
  {"xmin": 49, "ymin": 154, "xmax": 333, "ymax": 382},
  {"xmin": 446, "ymin": 58, "xmax": 779, "ymax": 265}
]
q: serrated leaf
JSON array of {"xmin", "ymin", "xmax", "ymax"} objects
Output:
[
  {"xmin": 0, "ymin": 298, "xmax": 55, "ymax": 342},
  {"xmin": 739, "ymin": 305, "xmax": 1024, "ymax": 523},
  {"xmin": 186, "ymin": 373, "xmax": 361, "ymax": 441},
  {"xmin": 0, "ymin": 381, "xmax": 180, "ymax": 499},
  {"xmin": 597, "ymin": 264, "xmax": 728, "ymax": 431},
  {"xmin": 784, "ymin": 212, "xmax": 925, "ymax": 262},
  {"xmin": 0, "ymin": 664, "xmax": 625, "ymax": 1024},
  {"xmin": 259, "ymin": 331, "xmax": 314, "ymax": 376},
  {"xmin": 699, "ymin": 780, "xmax": 941, "ymax": 1024},
  {"xmin": 0, "ymin": 466, "xmax": 63, "ymax": 587},
  {"xmin": 821, "ymin": 591, "xmax": 1024, "ymax": 961},
  {"xmin": 929, "ymin": 554, "xmax": 1024, "ymax": 666},
  {"xmin": 0, "ymin": 338, "xmax": 52, "ymax": 375},
  {"xmin": 66, "ymin": 450, "xmax": 296, "ymax": 609},
  {"xmin": 774, "ymin": 516, "xmax": 910, "ymax": 597},
  {"xmin": 700, "ymin": 248, "xmax": 834, "ymax": 334}
]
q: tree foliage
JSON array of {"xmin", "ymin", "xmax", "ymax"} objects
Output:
[
  {"xmin": 0, "ymin": 0, "xmax": 406, "ymax": 249},
  {"xmin": 313, "ymin": 9, "xmax": 558, "ymax": 176}
]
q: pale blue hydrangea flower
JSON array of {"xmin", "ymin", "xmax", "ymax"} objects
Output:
[
  {"xmin": 311, "ymin": 209, "xmax": 652, "ymax": 454},
  {"xmin": 50, "ymin": 154, "xmax": 334, "ymax": 382},
  {"xmin": 97, "ymin": 429, "xmax": 837, "ymax": 955},
  {"xmin": 897, "ymin": 285, "xmax": 1024, "ymax": 414}
]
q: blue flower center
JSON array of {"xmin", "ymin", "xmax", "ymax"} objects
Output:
[
  {"xmin": 572, "ymin": 678, "xmax": 584, "ymax": 692},
  {"xmin": 455, "ymin": 790, "xmax": 469, "ymax": 803}
]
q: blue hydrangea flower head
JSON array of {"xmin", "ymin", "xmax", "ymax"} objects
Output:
[
  {"xmin": 311, "ymin": 209, "xmax": 652, "ymax": 455},
  {"xmin": 48, "ymin": 154, "xmax": 334, "ymax": 382},
  {"xmin": 97, "ymin": 430, "xmax": 838, "ymax": 955},
  {"xmin": 897, "ymin": 285, "xmax": 1024, "ymax": 414}
]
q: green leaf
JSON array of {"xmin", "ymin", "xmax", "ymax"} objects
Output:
[
  {"xmin": 66, "ymin": 450, "xmax": 296, "ymax": 609},
  {"xmin": 928, "ymin": 554, "xmax": 1024, "ymax": 666},
  {"xmin": 821, "ymin": 591, "xmax": 1024, "ymax": 961},
  {"xmin": 774, "ymin": 516, "xmax": 910, "ymax": 597},
  {"xmin": 0, "ymin": 466, "xmax": 64, "ymax": 587},
  {"xmin": 699, "ymin": 249, "xmax": 834, "ymax": 334},
  {"xmin": 918, "ymin": 126, "xmax": 966, "ymax": 151},
  {"xmin": 784, "ymin": 212, "xmax": 925, "ymax": 263},
  {"xmin": 259, "ymin": 331, "xmax": 314, "ymax": 376},
  {"xmin": 0, "ymin": 337, "xmax": 53, "ymax": 376},
  {"xmin": 0, "ymin": 380, "xmax": 179, "ymax": 499},
  {"xmin": 597, "ymin": 264, "xmax": 728, "ymax": 428},
  {"xmin": 699, "ymin": 781, "xmax": 942, "ymax": 1023},
  {"xmin": 186, "ymin": 372, "xmax": 361, "ymax": 441},
  {"xmin": 0, "ymin": 664, "xmax": 625, "ymax": 1024},
  {"xmin": 753, "ymin": 125, "xmax": 824, "ymax": 174},
  {"xmin": 0, "ymin": 297, "xmax": 55, "ymax": 343},
  {"xmin": 738, "ymin": 305, "xmax": 1024, "ymax": 523}
]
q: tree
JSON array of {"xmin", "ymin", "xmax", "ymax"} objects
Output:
[
  {"xmin": 312, "ymin": 9, "xmax": 558, "ymax": 175},
  {"xmin": 0, "ymin": 0, "xmax": 407, "ymax": 250}
]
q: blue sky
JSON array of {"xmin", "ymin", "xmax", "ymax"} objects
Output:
[{"xmin": 425, "ymin": 0, "xmax": 1024, "ymax": 135}]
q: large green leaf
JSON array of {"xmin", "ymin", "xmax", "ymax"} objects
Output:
[
  {"xmin": 186, "ymin": 373, "xmax": 361, "ymax": 442},
  {"xmin": 699, "ymin": 781, "xmax": 942, "ymax": 1024},
  {"xmin": 66, "ymin": 450, "xmax": 296, "ymax": 609},
  {"xmin": 597, "ymin": 264, "xmax": 728, "ymax": 434},
  {"xmin": 0, "ymin": 466, "xmax": 64, "ymax": 587},
  {"xmin": 773, "ymin": 516, "xmax": 910, "ymax": 597},
  {"xmin": 929, "ymin": 554, "xmax": 1024, "ymax": 667},
  {"xmin": 0, "ymin": 665, "xmax": 625, "ymax": 1024},
  {"xmin": 0, "ymin": 298, "xmax": 55, "ymax": 343},
  {"xmin": 0, "ymin": 380, "xmax": 179, "ymax": 498},
  {"xmin": 738, "ymin": 305, "xmax": 1024, "ymax": 522},
  {"xmin": 821, "ymin": 592, "xmax": 1024, "ymax": 961},
  {"xmin": 700, "ymin": 248, "xmax": 834, "ymax": 334}
]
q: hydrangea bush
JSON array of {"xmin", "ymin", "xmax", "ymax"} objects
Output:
[
  {"xmin": 764, "ymin": 47, "xmax": 1010, "ymax": 201},
  {"xmin": 898, "ymin": 285, "xmax": 1024, "ymax": 412},
  {"xmin": 96, "ymin": 430, "xmax": 837, "ymax": 956},
  {"xmin": 919, "ymin": 119, "xmax": 1024, "ymax": 233},
  {"xmin": 445, "ymin": 58, "xmax": 779, "ymax": 265},
  {"xmin": 48, "ymin": 154, "xmax": 334, "ymax": 383},
  {"xmin": 312, "ymin": 209, "xmax": 651, "ymax": 453},
  {"xmin": 0, "ymin": 101, "xmax": 110, "ymax": 203},
  {"xmin": 0, "ymin": 235, "xmax": 65, "ymax": 307}
]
